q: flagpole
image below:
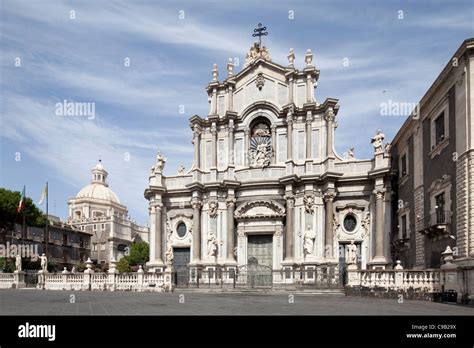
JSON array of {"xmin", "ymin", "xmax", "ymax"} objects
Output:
[
  {"xmin": 45, "ymin": 182, "xmax": 49, "ymax": 259},
  {"xmin": 22, "ymin": 186, "xmax": 26, "ymax": 245}
]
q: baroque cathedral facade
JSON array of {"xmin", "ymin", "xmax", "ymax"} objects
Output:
[{"xmin": 145, "ymin": 42, "xmax": 393, "ymax": 279}]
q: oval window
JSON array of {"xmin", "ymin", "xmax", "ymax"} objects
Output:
[
  {"xmin": 343, "ymin": 215, "xmax": 357, "ymax": 232},
  {"xmin": 176, "ymin": 222, "xmax": 187, "ymax": 238}
]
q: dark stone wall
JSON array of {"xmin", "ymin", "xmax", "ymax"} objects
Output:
[{"xmin": 421, "ymin": 85, "xmax": 457, "ymax": 268}]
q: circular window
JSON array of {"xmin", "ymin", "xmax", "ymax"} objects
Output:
[
  {"xmin": 343, "ymin": 215, "xmax": 357, "ymax": 232},
  {"xmin": 176, "ymin": 222, "xmax": 187, "ymax": 238}
]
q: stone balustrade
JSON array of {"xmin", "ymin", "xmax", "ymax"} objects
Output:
[
  {"xmin": 34, "ymin": 270, "xmax": 171, "ymax": 292},
  {"xmin": 0, "ymin": 273, "xmax": 15, "ymax": 289}
]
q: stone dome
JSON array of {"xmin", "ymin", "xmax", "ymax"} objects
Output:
[
  {"xmin": 75, "ymin": 160, "xmax": 120, "ymax": 203},
  {"xmin": 76, "ymin": 183, "xmax": 120, "ymax": 203}
]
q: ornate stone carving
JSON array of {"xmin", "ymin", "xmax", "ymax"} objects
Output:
[
  {"xmin": 249, "ymin": 123, "xmax": 272, "ymax": 168},
  {"xmin": 333, "ymin": 215, "xmax": 340, "ymax": 232},
  {"xmin": 373, "ymin": 188, "xmax": 386, "ymax": 200},
  {"xmin": 208, "ymin": 200, "xmax": 218, "ymax": 219},
  {"xmin": 192, "ymin": 200, "xmax": 202, "ymax": 210},
  {"xmin": 285, "ymin": 194, "xmax": 295, "ymax": 208},
  {"xmin": 226, "ymin": 197, "xmax": 236, "ymax": 208},
  {"xmin": 255, "ymin": 72, "xmax": 265, "ymax": 91},
  {"xmin": 244, "ymin": 42, "xmax": 271, "ymax": 67},
  {"xmin": 361, "ymin": 213, "xmax": 370, "ymax": 232},
  {"xmin": 324, "ymin": 108, "xmax": 335, "ymax": 122},
  {"xmin": 371, "ymin": 129, "xmax": 385, "ymax": 154},
  {"xmin": 304, "ymin": 194, "xmax": 316, "ymax": 214},
  {"xmin": 207, "ymin": 231, "xmax": 218, "ymax": 257},
  {"xmin": 234, "ymin": 200, "xmax": 286, "ymax": 219},
  {"xmin": 177, "ymin": 164, "xmax": 185, "ymax": 176},
  {"xmin": 323, "ymin": 191, "xmax": 336, "ymax": 202}
]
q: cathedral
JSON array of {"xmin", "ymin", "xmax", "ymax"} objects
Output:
[
  {"xmin": 68, "ymin": 161, "xmax": 149, "ymax": 264},
  {"xmin": 145, "ymin": 40, "xmax": 393, "ymax": 282}
]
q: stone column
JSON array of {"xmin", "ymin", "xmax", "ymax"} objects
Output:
[
  {"xmin": 192, "ymin": 200, "xmax": 202, "ymax": 263},
  {"xmin": 271, "ymin": 125, "xmax": 276, "ymax": 164},
  {"xmin": 211, "ymin": 123, "xmax": 217, "ymax": 168},
  {"xmin": 226, "ymin": 197, "xmax": 236, "ymax": 261},
  {"xmin": 153, "ymin": 203, "xmax": 163, "ymax": 263},
  {"xmin": 228, "ymin": 121, "xmax": 234, "ymax": 165},
  {"xmin": 305, "ymin": 111, "xmax": 313, "ymax": 159},
  {"xmin": 325, "ymin": 108, "xmax": 335, "ymax": 157},
  {"xmin": 324, "ymin": 192, "xmax": 336, "ymax": 259},
  {"xmin": 193, "ymin": 126, "xmax": 201, "ymax": 169},
  {"xmin": 285, "ymin": 193, "xmax": 295, "ymax": 260},
  {"xmin": 373, "ymin": 188, "xmax": 386, "ymax": 261},
  {"xmin": 244, "ymin": 129, "xmax": 250, "ymax": 166},
  {"xmin": 286, "ymin": 113, "xmax": 293, "ymax": 160}
]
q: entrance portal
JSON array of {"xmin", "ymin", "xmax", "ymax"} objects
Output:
[
  {"xmin": 247, "ymin": 235, "xmax": 273, "ymax": 267},
  {"xmin": 338, "ymin": 242, "xmax": 361, "ymax": 285},
  {"xmin": 172, "ymin": 247, "xmax": 190, "ymax": 286}
]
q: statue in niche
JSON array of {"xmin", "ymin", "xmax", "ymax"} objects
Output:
[
  {"xmin": 249, "ymin": 122, "xmax": 272, "ymax": 168},
  {"xmin": 165, "ymin": 245, "xmax": 174, "ymax": 266},
  {"xmin": 347, "ymin": 240, "xmax": 358, "ymax": 265},
  {"xmin": 207, "ymin": 231, "xmax": 218, "ymax": 258},
  {"xmin": 303, "ymin": 225, "xmax": 316, "ymax": 256}
]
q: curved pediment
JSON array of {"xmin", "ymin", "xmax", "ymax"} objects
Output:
[{"xmin": 235, "ymin": 200, "xmax": 286, "ymax": 220}]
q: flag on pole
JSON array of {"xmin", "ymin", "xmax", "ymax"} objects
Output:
[
  {"xmin": 17, "ymin": 185, "xmax": 25, "ymax": 213},
  {"xmin": 38, "ymin": 183, "xmax": 47, "ymax": 205}
]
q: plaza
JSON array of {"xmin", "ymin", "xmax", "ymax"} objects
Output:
[{"xmin": 0, "ymin": 289, "xmax": 472, "ymax": 316}]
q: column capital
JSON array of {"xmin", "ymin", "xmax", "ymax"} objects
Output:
[
  {"xmin": 306, "ymin": 110, "xmax": 313, "ymax": 124},
  {"xmin": 323, "ymin": 191, "xmax": 336, "ymax": 202},
  {"xmin": 284, "ymin": 193, "xmax": 295, "ymax": 207},
  {"xmin": 226, "ymin": 197, "xmax": 236, "ymax": 208},
  {"xmin": 191, "ymin": 200, "xmax": 202, "ymax": 210},
  {"xmin": 373, "ymin": 188, "xmax": 386, "ymax": 200},
  {"xmin": 324, "ymin": 108, "xmax": 335, "ymax": 122}
]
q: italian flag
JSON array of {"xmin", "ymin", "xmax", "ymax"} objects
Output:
[{"xmin": 18, "ymin": 186, "xmax": 25, "ymax": 213}]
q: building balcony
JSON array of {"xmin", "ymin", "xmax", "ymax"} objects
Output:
[
  {"xmin": 392, "ymin": 237, "xmax": 410, "ymax": 251},
  {"xmin": 419, "ymin": 210, "xmax": 451, "ymax": 237}
]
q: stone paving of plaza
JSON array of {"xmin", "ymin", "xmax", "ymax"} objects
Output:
[{"xmin": 0, "ymin": 289, "xmax": 473, "ymax": 315}]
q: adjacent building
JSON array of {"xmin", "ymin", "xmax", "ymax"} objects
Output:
[
  {"xmin": 145, "ymin": 42, "xmax": 394, "ymax": 282},
  {"xmin": 390, "ymin": 38, "xmax": 474, "ymax": 275},
  {"xmin": 67, "ymin": 161, "xmax": 149, "ymax": 264}
]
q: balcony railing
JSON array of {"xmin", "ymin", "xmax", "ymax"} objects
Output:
[{"xmin": 419, "ymin": 210, "xmax": 451, "ymax": 236}]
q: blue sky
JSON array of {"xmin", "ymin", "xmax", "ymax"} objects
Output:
[{"xmin": 0, "ymin": 0, "xmax": 473, "ymax": 225}]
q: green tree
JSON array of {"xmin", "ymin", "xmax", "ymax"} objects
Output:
[
  {"xmin": 127, "ymin": 241, "xmax": 149, "ymax": 266},
  {"xmin": 0, "ymin": 188, "xmax": 47, "ymax": 230},
  {"xmin": 117, "ymin": 257, "xmax": 132, "ymax": 273}
]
